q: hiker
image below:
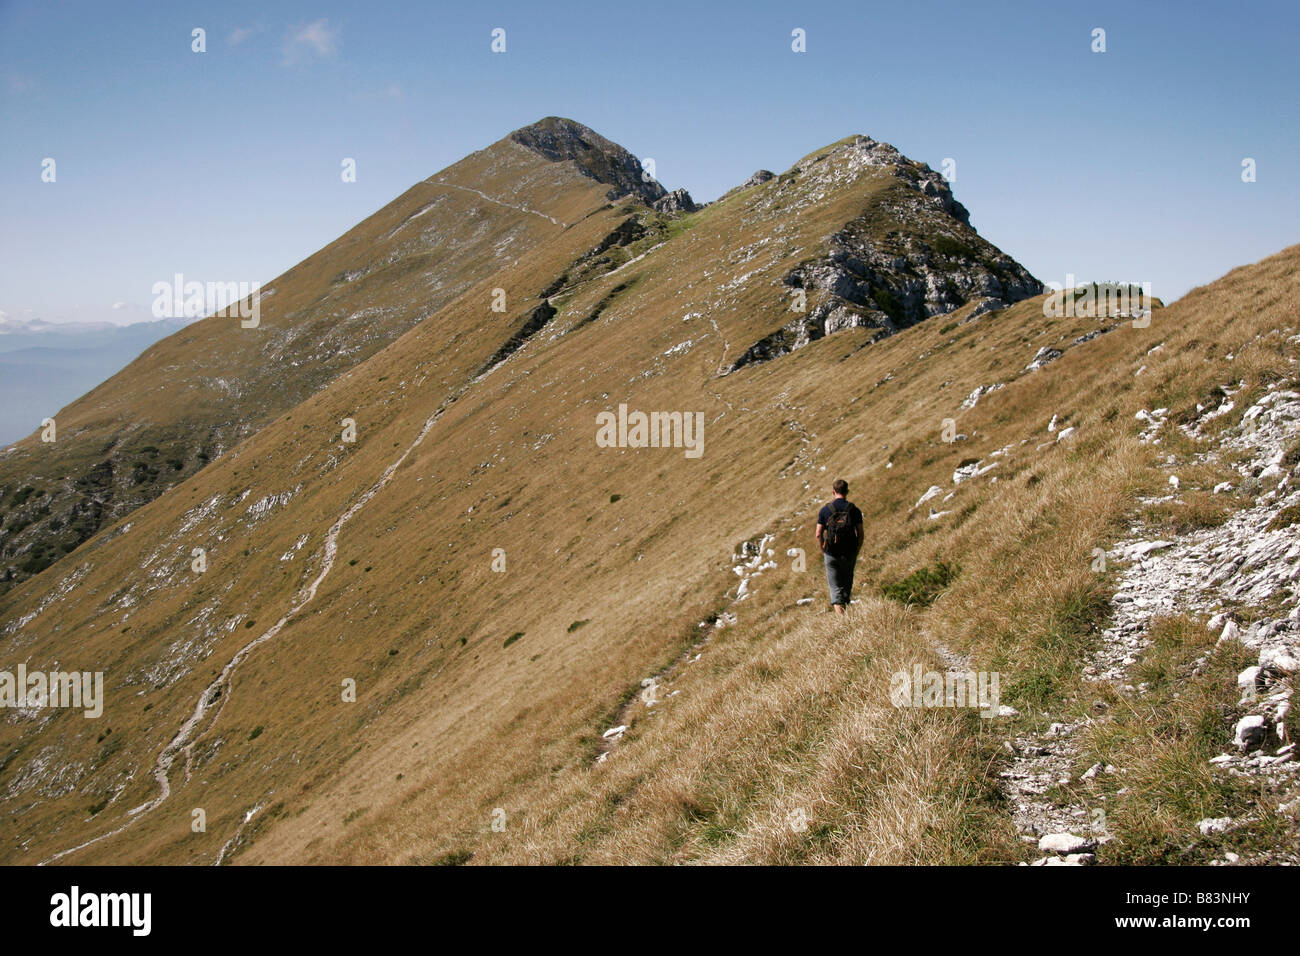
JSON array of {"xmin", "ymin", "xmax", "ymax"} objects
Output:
[{"xmin": 815, "ymin": 478, "xmax": 864, "ymax": 614}]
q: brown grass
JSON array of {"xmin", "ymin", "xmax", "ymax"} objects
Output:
[{"xmin": 2, "ymin": 136, "xmax": 1298, "ymax": 865}]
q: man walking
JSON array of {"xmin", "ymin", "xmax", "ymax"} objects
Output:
[{"xmin": 816, "ymin": 478, "xmax": 864, "ymax": 615}]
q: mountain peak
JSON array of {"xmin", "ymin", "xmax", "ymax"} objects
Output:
[{"xmin": 507, "ymin": 116, "xmax": 667, "ymax": 206}]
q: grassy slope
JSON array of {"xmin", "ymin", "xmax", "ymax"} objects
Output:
[
  {"xmin": 0, "ymin": 135, "xmax": 603, "ymax": 591},
  {"xmin": 2, "ymin": 137, "xmax": 1296, "ymax": 864}
]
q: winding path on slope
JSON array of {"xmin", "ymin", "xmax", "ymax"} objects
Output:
[
  {"xmin": 422, "ymin": 178, "xmax": 566, "ymax": 227},
  {"xmin": 41, "ymin": 394, "xmax": 462, "ymax": 864}
]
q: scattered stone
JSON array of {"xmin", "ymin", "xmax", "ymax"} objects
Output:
[
  {"xmin": 914, "ymin": 485, "xmax": 944, "ymax": 510},
  {"xmin": 960, "ymin": 383, "xmax": 1005, "ymax": 410},
  {"xmin": 1197, "ymin": 817, "xmax": 1233, "ymax": 835},
  {"xmin": 1025, "ymin": 347, "xmax": 1063, "ymax": 371}
]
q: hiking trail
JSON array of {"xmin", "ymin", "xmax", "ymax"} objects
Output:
[{"xmin": 41, "ymin": 393, "xmax": 463, "ymax": 864}]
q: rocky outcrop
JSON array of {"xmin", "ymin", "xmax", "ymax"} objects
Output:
[
  {"xmin": 842, "ymin": 135, "xmax": 972, "ymax": 225},
  {"xmin": 509, "ymin": 116, "xmax": 667, "ymax": 206},
  {"xmin": 722, "ymin": 135, "xmax": 1042, "ymax": 374},
  {"xmin": 652, "ymin": 188, "xmax": 697, "ymax": 215}
]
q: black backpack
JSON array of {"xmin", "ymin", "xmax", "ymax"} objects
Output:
[{"xmin": 823, "ymin": 499, "xmax": 857, "ymax": 557}]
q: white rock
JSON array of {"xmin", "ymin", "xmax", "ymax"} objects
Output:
[
  {"xmin": 1056, "ymin": 427, "xmax": 1076, "ymax": 441},
  {"xmin": 1220, "ymin": 620, "xmax": 1241, "ymax": 643},
  {"xmin": 1213, "ymin": 482, "xmax": 1234, "ymax": 494},
  {"xmin": 1260, "ymin": 646, "xmax": 1300, "ymax": 673},
  {"xmin": 1197, "ymin": 817, "xmax": 1232, "ymax": 835},
  {"xmin": 1237, "ymin": 666, "xmax": 1262, "ymax": 691},
  {"xmin": 1129, "ymin": 540, "xmax": 1173, "ymax": 559},
  {"xmin": 1169, "ymin": 475, "xmax": 1181, "ymax": 490},
  {"xmin": 914, "ymin": 485, "xmax": 944, "ymax": 510},
  {"xmin": 1234, "ymin": 715, "xmax": 1267, "ymax": 751},
  {"xmin": 601, "ymin": 725, "xmax": 628, "ymax": 739},
  {"xmin": 1038, "ymin": 832, "xmax": 1094, "ymax": 854}
]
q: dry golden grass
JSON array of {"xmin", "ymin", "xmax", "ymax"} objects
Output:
[{"xmin": 2, "ymin": 131, "xmax": 1297, "ymax": 865}]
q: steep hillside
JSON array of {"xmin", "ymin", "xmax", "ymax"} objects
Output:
[
  {"xmin": 6, "ymin": 123, "xmax": 1292, "ymax": 867},
  {"xmin": 0, "ymin": 118, "xmax": 663, "ymax": 593}
]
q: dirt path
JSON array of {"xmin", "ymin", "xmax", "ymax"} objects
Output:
[{"xmin": 423, "ymin": 179, "xmax": 565, "ymax": 227}]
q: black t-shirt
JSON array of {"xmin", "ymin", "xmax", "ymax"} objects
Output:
[{"xmin": 818, "ymin": 498, "xmax": 863, "ymax": 531}]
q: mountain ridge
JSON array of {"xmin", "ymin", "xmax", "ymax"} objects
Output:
[{"xmin": 7, "ymin": 118, "xmax": 1266, "ymax": 868}]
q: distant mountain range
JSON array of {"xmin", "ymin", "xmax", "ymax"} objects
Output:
[{"xmin": 0, "ymin": 317, "xmax": 190, "ymax": 447}]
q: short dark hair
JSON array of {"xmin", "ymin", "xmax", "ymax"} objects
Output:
[{"xmin": 832, "ymin": 478, "xmax": 849, "ymax": 495}]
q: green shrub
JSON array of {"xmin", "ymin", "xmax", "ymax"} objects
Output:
[{"xmin": 881, "ymin": 561, "xmax": 960, "ymax": 607}]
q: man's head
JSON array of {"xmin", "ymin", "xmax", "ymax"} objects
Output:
[{"xmin": 832, "ymin": 478, "xmax": 848, "ymax": 498}]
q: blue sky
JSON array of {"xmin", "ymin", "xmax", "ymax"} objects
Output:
[{"xmin": 1, "ymin": 0, "xmax": 1296, "ymax": 326}]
